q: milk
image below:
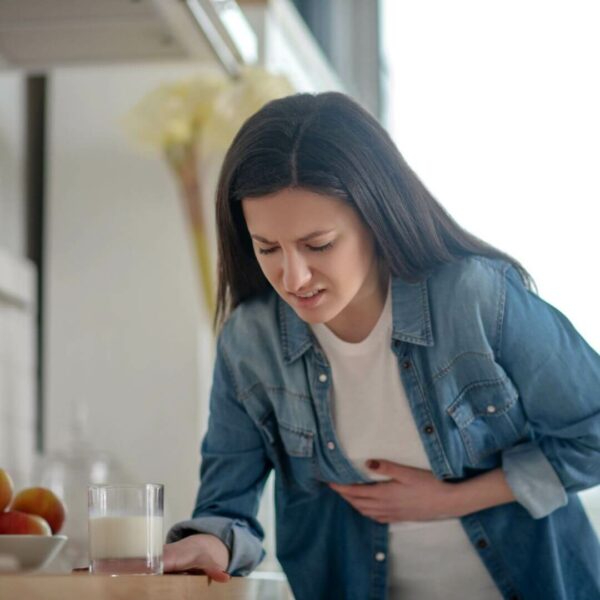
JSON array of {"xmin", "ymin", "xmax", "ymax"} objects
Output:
[{"xmin": 89, "ymin": 515, "xmax": 163, "ymax": 560}]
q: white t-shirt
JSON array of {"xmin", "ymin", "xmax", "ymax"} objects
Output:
[{"xmin": 311, "ymin": 287, "xmax": 502, "ymax": 600}]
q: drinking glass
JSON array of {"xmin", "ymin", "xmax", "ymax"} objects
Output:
[{"xmin": 88, "ymin": 483, "xmax": 164, "ymax": 575}]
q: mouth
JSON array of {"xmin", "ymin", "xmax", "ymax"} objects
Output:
[
  {"xmin": 291, "ymin": 288, "xmax": 326, "ymax": 307},
  {"xmin": 294, "ymin": 288, "xmax": 324, "ymax": 299}
]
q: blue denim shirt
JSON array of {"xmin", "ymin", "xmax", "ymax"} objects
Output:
[{"xmin": 168, "ymin": 256, "xmax": 600, "ymax": 600}]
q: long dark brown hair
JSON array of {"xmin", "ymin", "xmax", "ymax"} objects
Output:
[{"xmin": 214, "ymin": 92, "xmax": 533, "ymax": 329}]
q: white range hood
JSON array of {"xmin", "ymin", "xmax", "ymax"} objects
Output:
[
  {"xmin": 0, "ymin": 0, "xmax": 251, "ymax": 75},
  {"xmin": 0, "ymin": 0, "xmax": 343, "ymax": 91}
]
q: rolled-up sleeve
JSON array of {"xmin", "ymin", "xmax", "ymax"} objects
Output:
[
  {"xmin": 166, "ymin": 337, "xmax": 272, "ymax": 575},
  {"xmin": 498, "ymin": 265, "xmax": 600, "ymax": 519}
]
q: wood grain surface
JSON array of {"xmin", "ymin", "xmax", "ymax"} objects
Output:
[{"xmin": 0, "ymin": 573, "xmax": 291, "ymax": 600}]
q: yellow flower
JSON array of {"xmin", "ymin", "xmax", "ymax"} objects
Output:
[
  {"xmin": 123, "ymin": 69, "xmax": 227, "ymax": 151},
  {"xmin": 202, "ymin": 66, "xmax": 295, "ymax": 150},
  {"xmin": 124, "ymin": 66, "xmax": 293, "ymax": 154}
]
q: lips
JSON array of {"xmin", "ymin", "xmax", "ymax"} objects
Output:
[
  {"xmin": 294, "ymin": 289, "xmax": 323, "ymax": 299},
  {"xmin": 291, "ymin": 288, "xmax": 326, "ymax": 308}
]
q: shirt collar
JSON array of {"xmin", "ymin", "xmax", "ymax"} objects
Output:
[{"xmin": 279, "ymin": 276, "xmax": 434, "ymax": 365}]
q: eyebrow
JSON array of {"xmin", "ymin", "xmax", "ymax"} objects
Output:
[{"xmin": 250, "ymin": 229, "xmax": 335, "ymax": 244}]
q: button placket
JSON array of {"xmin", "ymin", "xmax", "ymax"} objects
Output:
[
  {"xmin": 308, "ymin": 353, "xmax": 345, "ymax": 472},
  {"xmin": 398, "ymin": 351, "xmax": 454, "ymax": 479}
]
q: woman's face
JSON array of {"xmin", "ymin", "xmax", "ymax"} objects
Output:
[{"xmin": 242, "ymin": 188, "xmax": 384, "ymax": 335}]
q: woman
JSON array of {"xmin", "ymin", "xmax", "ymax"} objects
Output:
[{"xmin": 163, "ymin": 92, "xmax": 600, "ymax": 599}]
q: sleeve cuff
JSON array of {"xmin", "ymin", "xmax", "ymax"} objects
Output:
[
  {"xmin": 502, "ymin": 442, "xmax": 568, "ymax": 518},
  {"xmin": 166, "ymin": 515, "xmax": 265, "ymax": 575}
]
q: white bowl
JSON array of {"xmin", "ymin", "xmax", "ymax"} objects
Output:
[{"xmin": 0, "ymin": 535, "xmax": 67, "ymax": 571}]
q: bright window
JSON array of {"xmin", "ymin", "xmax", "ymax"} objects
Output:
[{"xmin": 381, "ymin": 0, "xmax": 600, "ymax": 530}]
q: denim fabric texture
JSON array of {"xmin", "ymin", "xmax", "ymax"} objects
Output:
[{"xmin": 167, "ymin": 256, "xmax": 600, "ymax": 600}]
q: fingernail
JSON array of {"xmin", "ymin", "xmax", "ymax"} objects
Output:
[{"xmin": 367, "ymin": 460, "xmax": 380, "ymax": 470}]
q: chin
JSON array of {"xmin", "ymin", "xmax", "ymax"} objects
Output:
[
  {"xmin": 295, "ymin": 306, "xmax": 338, "ymax": 325},
  {"xmin": 296, "ymin": 312, "xmax": 325, "ymax": 324}
]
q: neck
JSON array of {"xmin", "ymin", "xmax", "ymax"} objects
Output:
[{"xmin": 325, "ymin": 261, "xmax": 390, "ymax": 343}]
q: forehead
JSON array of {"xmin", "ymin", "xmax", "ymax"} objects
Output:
[{"xmin": 241, "ymin": 188, "xmax": 351, "ymax": 232}]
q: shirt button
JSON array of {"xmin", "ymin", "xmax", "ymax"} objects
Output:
[
  {"xmin": 423, "ymin": 424, "xmax": 435, "ymax": 435},
  {"xmin": 476, "ymin": 539, "xmax": 488, "ymax": 549},
  {"xmin": 375, "ymin": 552, "xmax": 386, "ymax": 562},
  {"xmin": 327, "ymin": 441, "xmax": 336, "ymax": 450},
  {"xmin": 318, "ymin": 373, "xmax": 328, "ymax": 383},
  {"xmin": 486, "ymin": 405, "xmax": 497, "ymax": 414},
  {"xmin": 402, "ymin": 360, "xmax": 411, "ymax": 370}
]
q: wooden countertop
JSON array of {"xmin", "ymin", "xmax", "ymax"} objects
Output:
[{"xmin": 0, "ymin": 572, "xmax": 292, "ymax": 599}]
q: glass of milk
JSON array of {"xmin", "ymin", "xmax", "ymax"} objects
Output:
[{"xmin": 88, "ymin": 483, "xmax": 164, "ymax": 575}]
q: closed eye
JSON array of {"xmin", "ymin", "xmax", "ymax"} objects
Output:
[
  {"xmin": 257, "ymin": 242, "xmax": 334, "ymax": 255},
  {"xmin": 307, "ymin": 242, "xmax": 334, "ymax": 252},
  {"xmin": 257, "ymin": 246, "xmax": 277, "ymax": 255}
]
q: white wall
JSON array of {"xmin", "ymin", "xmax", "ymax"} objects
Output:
[
  {"xmin": 0, "ymin": 73, "xmax": 37, "ymax": 491},
  {"xmin": 0, "ymin": 72, "xmax": 26, "ymax": 257},
  {"xmin": 0, "ymin": 248, "xmax": 36, "ymax": 490},
  {"xmin": 44, "ymin": 63, "xmax": 218, "ymax": 531}
]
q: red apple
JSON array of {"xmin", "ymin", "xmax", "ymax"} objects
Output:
[
  {"xmin": 10, "ymin": 487, "xmax": 66, "ymax": 534},
  {"xmin": 0, "ymin": 468, "xmax": 14, "ymax": 512},
  {"xmin": 0, "ymin": 510, "xmax": 52, "ymax": 535}
]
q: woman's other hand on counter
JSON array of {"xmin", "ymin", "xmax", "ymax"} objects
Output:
[{"xmin": 163, "ymin": 533, "xmax": 231, "ymax": 583}]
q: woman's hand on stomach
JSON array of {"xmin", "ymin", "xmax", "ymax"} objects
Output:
[{"xmin": 328, "ymin": 459, "xmax": 514, "ymax": 522}]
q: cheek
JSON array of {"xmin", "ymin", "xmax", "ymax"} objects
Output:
[
  {"xmin": 339, "ymin": 240, "xmax": 374, "ymax": 277},
  {"xmin": 255, "ymin": 256, "xmax": 279, "ymax": 284}
]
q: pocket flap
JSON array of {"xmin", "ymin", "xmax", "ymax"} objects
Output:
[{"xmin": 447, "ymin": 379, "xmax": 518, "ymax": 429}]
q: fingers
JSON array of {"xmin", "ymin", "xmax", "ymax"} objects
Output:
[
  {"xmin": 344, "ymin": 496, "xmax": 383, "ymax": 512},
  {"xmin": 163, "ymin": 542, "xmax": 187, "ymax": 572},
  {"xmin": 329, "ymin": 482, "xmax": 389, "ymax": 516},
  {"xmin": 338, "ymin": 495, "xmax": 393, "ymax": 523},
  {"xmin": 329, "ymin": 482, "xmax": 385, "ymax": 500},
  {"xmin": 163, "ymin": 538, "xmax": 230, "ymax": 582},
  {"xmin": 337, "ymin": 495, "xmax": 395, "ymax": 523},
  {"xmin": 163, "ymin": 538, "xmax": 202, "ymax": 573},
  {"xmin": 366, "ymin": 459, "xmax": 430, "ymax": 481},
  {"xmin": 329, "ymin": 484, "xmax": 392, "ymax": 519},
  {"xmin": 204, "ymin": 568, "xmax": 231, "ymax": 583}
]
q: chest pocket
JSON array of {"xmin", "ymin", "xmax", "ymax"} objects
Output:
[
  {"xmin": 447, "ymin": 378, "xmax": 528, "ymax": 465},
  {"xmin": 259, "ymin": 412, "xmax": 320, "ymax": 495}
]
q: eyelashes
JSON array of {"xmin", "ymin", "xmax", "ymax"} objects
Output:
[
  {"xmin": 308, "ymin": 242, "xmax": 334, "ymax": 253},
  {"xmin": 257, "ymin": 242, "xmax": 334, "ymax": 256}
]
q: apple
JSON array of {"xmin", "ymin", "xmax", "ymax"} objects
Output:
[
  {"xmin": 0, "ymin": 510, "xmax": 52, "ymax": 535},
  {"xmin": 10, "ymin": 487, "xmax": 66, "ymax": 534},
  {"xmin": 0, "ymin": 468, "xmax": 14, "ymax": 512}
]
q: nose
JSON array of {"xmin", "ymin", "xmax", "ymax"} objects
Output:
[{"xmin": 282, "ymin": 250, "xmax": 312, "ymax": 293}]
